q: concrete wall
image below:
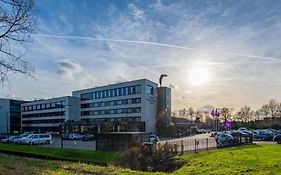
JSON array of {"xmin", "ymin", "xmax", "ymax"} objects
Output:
[{"xmin": 67, "ymin": 96, "xmax": 81, "ymax": 121}]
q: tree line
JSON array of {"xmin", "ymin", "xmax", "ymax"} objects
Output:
[{"xmin": 174, "ymin": 99, "xmax": 281, "ymax": 123}]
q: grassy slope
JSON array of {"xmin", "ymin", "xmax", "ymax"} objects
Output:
[
  {"xmin": 0, "ymin": 143, "xmax": 122, "ymax": 165},
  {"xmin": 0, "ymin": 144, "xmax": 280, "ymax": 175},
  {"xmin": 174, "ymin": 144, "xmax": 281, "ymax": 175}
]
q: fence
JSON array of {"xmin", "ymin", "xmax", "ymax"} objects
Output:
[{"xmin": 158, "ymin": 135, "xmax": 253, "ymax": 154}]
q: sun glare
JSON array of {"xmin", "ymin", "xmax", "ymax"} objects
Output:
[{"xmin": 189, "ymin": 66, "xmax": 210, "ymax": 86}]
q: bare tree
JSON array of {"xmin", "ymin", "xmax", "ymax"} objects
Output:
[
  {"xmin": 187, "ymin": 107, "xmax": 195, "ymax": 121},
  {"xmin": 220, "ymin": 107, "xmax": 233, "ymax": 122},
  {"xmin": 178, "ymin": 108, "xmax": 188, "ymax": 119},
  {"xmin": 260, "ymin": 104, "xmax": 271, "ymax": 118},
  {"xmin": 254, "ymin": 109, "xmax": 263, "ymax": 121},
  {"xmin": 0, "ymin": 0, "xmax": 36, "ymax": 83},
  {"xmin": 267, "ymin": 99, "xmax": 279, "ymax": 118},
  {"xmin": 236, "ymin": 105, "xmax": 252, "ymax": 123}
]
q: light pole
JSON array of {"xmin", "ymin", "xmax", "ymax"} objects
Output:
[{"xmin": 60, "ymin": 104, "xmax": 71, "ymax": 149}]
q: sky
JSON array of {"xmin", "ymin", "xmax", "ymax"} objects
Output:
[{"xmin": 1, "ymin": 0, "xmax": 281, "ymax": 111}]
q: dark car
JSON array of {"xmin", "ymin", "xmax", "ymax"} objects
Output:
[
  {"xmin": 82, "ymin": 134, "xmax": 95, "ymax": 141},
  {"xmin": 273, "ymin": 134, "xmax": 281, "ymax": 144}
]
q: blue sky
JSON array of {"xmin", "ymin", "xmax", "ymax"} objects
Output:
[{"xmin": 2, "ymin": 0, "xmax": 281, "ymax": 111}]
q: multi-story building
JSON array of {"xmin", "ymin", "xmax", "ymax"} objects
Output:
[
  {"xmin": 0, "ymin": 98, "xmax": 27, "ymax": 134},
  {"xmin": 21, "ymin": 96, "xmax": 80, "ymax": 133},
  {"xmin": 72, "ymin": 79, "xmax": 158, "ymax": 133}
]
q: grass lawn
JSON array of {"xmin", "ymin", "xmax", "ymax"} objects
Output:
[
  {"xmin": 0, "ymin": 144, "xmax": 280, "ymax": 175},
  {"xmin": 0, "ymin": 143, "xmax": 122, "ymax": 165}
]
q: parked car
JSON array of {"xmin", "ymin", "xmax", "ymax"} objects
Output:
[
  {"xmin": 1, "ymin": 136, "xmax": 22, "ymax": 144},
  {"xmin": 253, "ymin": 130, "xmax": 273, "ymax": 141},
  {"xmin": 82, "ymin": 134, "xmax": 95, "ymax": 141},
  {"xmin": 149, "ymin": 135, "xmax": 160, "ymax": 143},
  {"xmin": 21, "ymin": 134, "xmax": 52, "ymax": 145},
  {"xmin": 216, "ymin": 133, "xmax": 235, "ymax": 145},
  {"xmin": 62, "ymin": 133, "xmax": 82, "ymax": 140},
  {"xmin": 273, "ymin": 134, "xmax": 281, "ymax": 144}
]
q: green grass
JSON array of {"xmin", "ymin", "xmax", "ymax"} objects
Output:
[
  {"xmin": 0, "ymin": 143, "xmax": 122, "ymax": 165},
  {"xmin": 0, "ymin": 144, "xmax": 281, "ymax": 175}
]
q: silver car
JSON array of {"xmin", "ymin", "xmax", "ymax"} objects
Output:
[{"xmin": 21, "ymin": 134, "xmax": 52, "ymax": 145}]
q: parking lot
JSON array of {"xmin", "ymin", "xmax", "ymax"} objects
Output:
[{"xmin": 40, "ymin": 137, "xmax": 96, "ymax": 150}]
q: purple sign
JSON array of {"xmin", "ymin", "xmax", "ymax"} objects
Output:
[{"xmin": 224, "ymin": 121, "xmax": 233, "ymax": 128}]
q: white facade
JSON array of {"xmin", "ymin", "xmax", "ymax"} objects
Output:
[
  {"xmin": 21, "ymin": 96, "xmax": 80, "ymax": 132},
  {"xmin": 72, "ymin": 79, "xmax": 158, "ymax": 133}
]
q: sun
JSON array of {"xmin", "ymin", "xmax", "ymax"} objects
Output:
[{"xmin": 188, "ymin": 66, "xmax": 210, "ymax": 86}]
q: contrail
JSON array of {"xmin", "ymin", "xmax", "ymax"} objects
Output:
[{"xmin": 32, "ymin": 34, "xmax": 281, "ymax": 62}]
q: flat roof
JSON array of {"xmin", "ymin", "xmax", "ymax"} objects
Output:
[{"xmin": 72, "ymin": 78, "xmax": 157, "ymax": 93}]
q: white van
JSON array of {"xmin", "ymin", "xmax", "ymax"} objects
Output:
[{"xmin": 21, "ymin": 134, "xmax": 52, "ymax": 145}]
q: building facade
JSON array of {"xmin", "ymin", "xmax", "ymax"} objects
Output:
[
  {"xmin": 0, "ymin": 98, "xmax": 26, "ymax": 134},
  {"xmin": 21, "ymin": 96, "xmax": 80, "ymax": 133},
  {"xmin": 72, "ymin": 79, "xmax": 158, "ymax": 133}
]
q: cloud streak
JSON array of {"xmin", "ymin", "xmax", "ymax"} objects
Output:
[{"xmin": 31, "ymin": 34, "xmax": 281, "ymax": 62}]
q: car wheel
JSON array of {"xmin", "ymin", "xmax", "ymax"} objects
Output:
[
  {"xmin": 46, "ymin": 140, "xmax": 50, "ymax": 144},
  {"xmin": 277, "ymin": 140, "xmax": 281, "ymax": 144}
]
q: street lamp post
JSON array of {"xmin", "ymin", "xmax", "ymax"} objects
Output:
[{"xmin": 60, "ymin": 104, "xmax": 71, "ymax": 149}]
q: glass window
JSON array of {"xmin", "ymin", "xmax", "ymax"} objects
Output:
[
  {"xmin": 136, "ymin": 85, "xmax": 141, "ymax": 94},
  {"xmin": 118, "ymin": 88, "xmax": 122, "ymax": 96},
  {"xmin": 146, "ymin": 85, "xmax": 154, "ymax": 95},
  {"xmin": 125, "ymin": 87, "xmax": 128, "ymax": 95},
  {"xmin": 113, "ymin": 89, "xmax": 117, "ymax": 96},
  {"xmin": 51, "ymin": 103, "xmax": 56, "ymax": 108},
  {"xmin": 32, "ymin": 105, "xmax": 36, "ymax": 110},
  {"xmin": 81, "ymin": 93, "xmax": 93, "ymax": 100}
]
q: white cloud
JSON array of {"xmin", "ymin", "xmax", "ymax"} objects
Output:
[{"xmin": 128, "ymin": 3, "xmax": 144, "ymax": 18}]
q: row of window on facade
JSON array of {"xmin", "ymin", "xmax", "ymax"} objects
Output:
[
  {"xmin": 81, "ymin": 107, "xmax": 141, "ymax": 116},
  {"xmin": 81, "ymin": 98, "xmax": 141, "ymax": 108},
  {"xmin": 82, "ymin": 117, "xmax": 141, "ymax": 122},
  {"xmin": 22, "ymin": 119, "xmax": 64, "ymax": 124},
  {"xmin": 81, "ymin": 85, "xmax": 142, "ymax": 101},
  {"xmin": 22, "ymin": 101, "xmax": 66, "ymax": 112},
  {"xmin": 22, "ymin": 111, "xmax": 65, "ymax": 118}
]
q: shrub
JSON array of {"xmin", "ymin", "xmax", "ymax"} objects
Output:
[{"xmin": 121, "ymin": 143, "xmax": 185, "ymax": 172}]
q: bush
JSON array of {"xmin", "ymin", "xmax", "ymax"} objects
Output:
[
  {"xmin": 121, "ymin": 143, "xmax": 185, "ymax": 172},
  {"xmin": 190, "ymin": 126, "xmax": 199, "ymax": 134}
]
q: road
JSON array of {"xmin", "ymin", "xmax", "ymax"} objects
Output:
[{"xmin": 40, "ymin": 137, "xmax": 96, "ymax": 150}]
